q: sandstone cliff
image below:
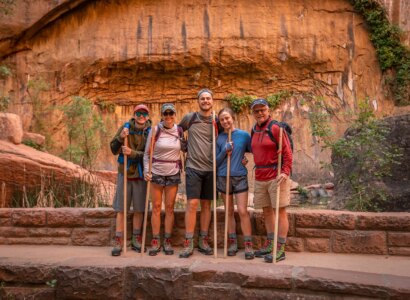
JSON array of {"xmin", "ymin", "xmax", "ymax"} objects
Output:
[{"xmin": 0, "ymin": 0, "xmax": 405, "ymax": 183}]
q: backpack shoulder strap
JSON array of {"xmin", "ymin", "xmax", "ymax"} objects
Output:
[
  {"xmin": 154, "ymin": 125, "xmax": 161, "ymax": 142},
  {"xmin": 187, "ymin": 113, "xmax": 198, "ymax": 129},
  {"xmin": 177, "ymin": 125, "xmax": 184, "ymax": 138},
  {"xmin": 267, "ymin": 120, "xmax": 279, "ymax": 144}
]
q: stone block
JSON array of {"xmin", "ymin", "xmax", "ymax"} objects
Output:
[
  {"xmin": 6, "ymin": 237, "xmax": 68, "ymax": 245},
  {"xmin": 305, "ymin": 238, "xmax": 330, "ymax": 253},
  {"xmin": 0, "ymin": 227, "xmax": 28, "ymax": 237},
  {"xmin": 332, "ymin": 231, "xmax": 387, "ymax": 255},
  {"xmin": 0, "ymin": 209, "xmax": 11, "ymax": 217},
  {"xmin": 0, "ymin": 218, "xmax": 11, "ymax": 226},
  {"xmin": 12, "ymin": 210, "xmax": 46, "ymax": 226},
  {"xmin": 85, "ymin": 218, "xmax": 112, "ymax": 227},
  {"xmin": 0, "ymin": 286, "xmax": 55, "ymax": 299},
  {"xmin": 22, "ymin": 131, "xmax": 46, "ymax": 146},
  {"xmin": 27, "ymin": 228, "xmax": 72, "ymax": 237},
  {"xmin": 356, "ymin": 214, "xmax": 410, "ymax": 231},
  {"xmin": 388, "ymin": 232, "xmax": 410, "ymax": 247},
  {"xmin": 47, "ymin": 209, "xmax": 85, "ymax": 227},
  {"xmin": 388, "ymin": 247, "xmax": 410, "ymax": 256},
  {"xmin": 71, "ymin": 228, "xmax": 110, "ymax": 246},
  {"xmin": 286, "ymin": 237, "xmax": 304, "ymax": 252},
  {"xmin": 295, "ymin": 228, "xmax": 332, "ymax": 238},
  {"xmin": 295, "ymin": 211, "xmax": 355, "ymax": 229},
  {"xmin": 83, "ymin": 208, "xmax": 116, "ymax": 218}
]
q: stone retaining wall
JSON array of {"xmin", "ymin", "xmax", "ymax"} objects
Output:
[{"xmin": 0, "ymin": 208, "xmax": 409, "ymax": 256}]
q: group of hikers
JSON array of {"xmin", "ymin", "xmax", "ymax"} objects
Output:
[{"xmin": 109, "ymin": 88, "xmax": 293, "ymax": 263}]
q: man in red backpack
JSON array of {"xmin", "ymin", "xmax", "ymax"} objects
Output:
[{"xmin": 250, "ymin": 98, "xmax": 293, "ymax": 263}]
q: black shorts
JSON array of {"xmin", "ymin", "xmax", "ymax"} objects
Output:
[
  {"xmin": 185, "ymin": 167, "xmax": 214, "ymax": 200},
  {"xmin": 217, "ymin": 175, "xmax": 249, "ymax": 195},
  {"xmin": 151, "ymin": 172, "xmax": 181, "ymax": 186}
]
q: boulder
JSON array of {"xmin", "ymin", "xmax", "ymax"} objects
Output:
[
  {"xmin": 22, "ymin": 132, "xmax": 46, "ymax": 147},
  {"xmin": 0, "ymin": 113, "xmax": 23, "ymax": 144}
]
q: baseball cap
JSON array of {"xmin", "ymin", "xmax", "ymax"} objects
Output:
[
  {"xmin": 197, "ymin": 88, "xmax": 213, "ymax": 99},
  {"xmin": 250, "ymin": 98, "xmax": 269, "ymax": 110},
  {"xmin": 161, "ymin": 103, "xmax": 176, "ymax": 114},
  {"xmin": 133, "ymin": 104, "xmax": 149, "ymax": 114}
]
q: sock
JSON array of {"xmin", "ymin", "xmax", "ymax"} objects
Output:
[
  {"xmin": 243, "ymin": 236, "xmax": 252, "ymax": 243},
  {"xmin": 164, "ymin": 232, "xmax": 172, "ymax": 239},
  {"xmin": 185, "ymin": 233, "xmax": 194, "ymax": 239},
  {"xmin": 278, "ymin": 237, "xmax": 287, "ymax": 244},
  {"xmin": 267, "ymin": 232, "xmax": 274, "ymax": 240},
  {"xmin": 115, "ymin": 232, "xmax": 123, "ymax": 237},
  {"xmin": 228, "ymin": 233, "xmax": 237, "ymax": 239},
  {"xmin": 200, "ymin": 231, "xmax": 208, "ymax": 237},
  {"xmin": 133, "ymin": 229, "xmax": 141, "ymax": 236},
  {"xmin": 152, "ymin": 234, "xmax": 160, "ymax": 240}
]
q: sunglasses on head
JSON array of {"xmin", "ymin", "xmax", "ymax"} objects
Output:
[
  {"xmin": 162, "ymin": 111, "xmax": 175, "ymax": 117},
  {"xmin": 135, "ymin": 111, "xmax": 148, "ymax": 117}
]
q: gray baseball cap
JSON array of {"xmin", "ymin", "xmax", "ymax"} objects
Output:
[{"xmin": 161, "ymin": 103, "xmax": 176, "ymax": 114}]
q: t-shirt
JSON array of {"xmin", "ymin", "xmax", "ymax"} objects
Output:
[
  {"xmin": 216, "ymin": 129, "xmax": 251, "ymax": 177},
  {"xmin": 179, "ymin": 112, "xmax": 214, "ymax": 172},
  {"xmin": 143, "ymin": 123, "xmax": 181, "ymax": 176},
  {"xmin": 251, "ymin": 117, "xmax": 293, "ymax": 181}
]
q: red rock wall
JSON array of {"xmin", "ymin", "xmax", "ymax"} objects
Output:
[
  {"xmin": 0, "ymin": 0, "xmax": 405, "ymax": 183},
  {"xmin": 1, "ymin": 208, "xmax": 409, "ymax": 256}
]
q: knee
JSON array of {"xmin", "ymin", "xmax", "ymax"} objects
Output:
[
  {"xmin": 152, "ymin": 203, "xmax": 162, "ymax": 215},
  {"xmin": 237, "ymin": 207, "xmax": 248, "ymax": 218},
  {"xmin": 201, "ymin": 201, "xmax": 211, "ymax": 211},
  {"xmin": 165, "ymin": 205, "xmax": 175, "ymax": 215},
  {"xmin": 187, "ymin": 200, "xmax": 199, "ymax": 213}
]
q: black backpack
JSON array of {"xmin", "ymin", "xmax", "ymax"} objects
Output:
[{"xmin": 251, "ymin": 120, "xmax": 294, "ymax": 151}]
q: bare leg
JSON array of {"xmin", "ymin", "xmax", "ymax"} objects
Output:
[
  {"xmin": 200, "ymin": 200, "xmax": 212, "ymax": 232},
  {"xmin": 185, "ymin": 198, "xmax": 199, "ymax": 234},
  {"xmin": 150, "ymin": 183, "xmax": 163, "ymax": 236},
  {"xmin": 273, "ymin": 207, "xmax": 289, "ymax": 238},
  {"xmin": 235, "ymin": 191, "xmax": 252, "ymax": 236},
  {"xmin": 164, "ymin": 185, "xmax": 178, "ymax": 234},
  {"xmin": 221, "ymin": 193, "xmax": 236, "ymax": 234},
  {"xmin": 262, "ymin": 206, "xmax": 274, "ymax": 234}
]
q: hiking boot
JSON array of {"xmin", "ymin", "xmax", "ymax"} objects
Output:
[
  {"xmin": 148, "ymin": 238, "xmax": 161, "ymax": 256},
  {"xmin": 254, "ymin": 238, "xmax": 273, "ymax": 258},
  {"xmin": 198, "ymin": 235, "xmax": 213, "ymax": 255},
  {"xmin": 179, "ymin": 238, "xmax": 194, "ymax": 258},
  {"xmin": 163, "ymin": 238, "xmax": 174, "ymax": 255},
  {"xmin": 111, "ymin": 236, "xmax": 123, "ymax": 256},
  {"xmin": 264, "ymin": 243, "xmax": 286, "ymax": 263},
  {"xmin": 131, "ymin": 234, "xmax": 143, "ymax": 253},
  {"xmin": 227, "ymin": 238, "xmax": 238, "ymax": 256},
  {"xmin": 244, "ymin": 241, "xmax": 255, "ymax": 260}
]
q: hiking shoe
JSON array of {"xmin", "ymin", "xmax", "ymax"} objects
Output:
[
  {"xmin": 111, "ymin": 236, "xmax": 123, "ymax": 256},
  {"xmin": 264, "ymin": 243, "xmax": 286, "ymax": 263},
  {"xmin": 227, "ymin": 238, "xmax": 238, "ymax": 256},
  {"xmin": 179, "ymin": 238, "xmax": 194, "ymax": 258},
  {"xmin": 244, "ymin": 241, "xmax": 255, "ymax": 260},
  {"xmin": 198, "ymin": 235, "xmax": 213, "ymax": 255},
  {"xmin": 254, "ymin": 238, "xmax": 273, "ymax": 258},
  {"xmin": 131, "ymin": 234, "xmax": 143, "ymax": 253},
  {"xmin": 148, "ymin": 238, "xmax": 161, "ymax": 256},
  {"xmin": 163, "ymin": 238, "xmax": 174, "ymax": 255}
]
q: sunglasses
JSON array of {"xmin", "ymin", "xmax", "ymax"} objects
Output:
[
  {"xmin": 162, "ymin": 111, "xmax": 175, "ymax": 117},
  {"xmin": 135, "ymin": 111, "xmax": 148, "ymax": 117},
  {"xmin": 252, "ymin": 108, "xmax": 268, "ymax": 114}
]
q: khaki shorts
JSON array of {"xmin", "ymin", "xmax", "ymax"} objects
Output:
[{"xmin": 253, "ymin": 177, "xmax": 290, "ymax": 209}]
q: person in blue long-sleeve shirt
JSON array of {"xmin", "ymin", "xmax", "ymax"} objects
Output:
[{"xmin": 216, "ymin": 107, "xmax": 254, "ymax": 260}]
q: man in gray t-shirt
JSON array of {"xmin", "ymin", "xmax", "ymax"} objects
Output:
[{"xmin": 178, "ymin": 88, "xmax": 215, "ymax": 258}]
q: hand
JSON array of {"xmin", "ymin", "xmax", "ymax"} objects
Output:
[
  {"xmin": 241, "ymin": 156, "xmax": 248, "ymax": 166},
  {"xmin": 120, "ymin": 127, "xmax": 129, "ymax": 139},
  {"xmin": 276, "ymin": 173, "xmax": 288, "ymax": 185},
  {"xmin": 144, "ymin": 173, "xmax": 152, "ymax": 181},
  {"xmin": 225, "ymin": 141, "xmax": 234, "ymax": 154},
  {"xmin": 121, "ymin": 145, "xmax": 132, "ymax": 155}
]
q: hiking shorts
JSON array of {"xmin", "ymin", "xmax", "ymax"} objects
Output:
[
  {"xmin": 253, "ymin": 177, "xmax": 290, "ymax": 209},
  {"xmin": 216, "ymin": 175, "xmax": 248, "ymax": 195},
  {"xmin": 185, "ymin": 167, "xmax": 214, "ymax": 200},
  {"xmin": 151, "ymin": 172, "xmax": 181, "ymax": 186},
  {"xmin": 112, "ymin": 173, "xmax": 147, "ymax": 212}
]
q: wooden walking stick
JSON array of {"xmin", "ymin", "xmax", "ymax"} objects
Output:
[
  {"xmin": 123, "ymin": 125, "xmax": 130, "ymax": 254},
  {"xmin": 212, "ymin": 111, "xmax": 218, "ymax": 258},
  {"xmin": 224, "ymin": 129, "xmax": 232, "ymax": 258},
  {"xmin": 272, "ymin": 127, "xmax": 283, "ymax": 264},
  {"xmin": 141, "ymin": 126, "xmax": 156, "ymax": 256}
]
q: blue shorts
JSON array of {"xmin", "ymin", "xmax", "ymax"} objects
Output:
[
  {"xmin": 185, "ymin": 167, "xmax": 214, "ymax": 200},
  {"xmin": 217, "ymin": 175, "xmax": 248, "ymax": 195}
]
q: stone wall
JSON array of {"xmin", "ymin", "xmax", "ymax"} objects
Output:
[{"xmin": 1, "ymin": 208, "xmax": 409, "ymax": 256}]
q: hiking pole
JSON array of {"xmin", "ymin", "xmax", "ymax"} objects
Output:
[
  {"xmin": 141, "ymin": 125, "xmax": 156, "ymax": 256},
  {"xmin": 123, "ymin": 123, "xmax": 130, "ymax": 254},
  {"xmin": 224, "ymin": 129, "xmax": 232, "ymax": 258},
  {"xmin": 272, "ymin": 127, "xmax": 283, "ymax": 264},
  {"xmin": 212, "ymin": 111, "xmax": 218, "ymax": 258}
]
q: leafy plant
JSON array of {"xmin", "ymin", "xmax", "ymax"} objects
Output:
[
  {"xmin": 46, "ymin": 279, "xmax": 57, "ymax": 288},
  {"xmin": 22, "ymin": 139, "xmax": 44, "ymax": 151},
  {"xmin": 0, "ymin": 65, "xmax": 11, "ymax": 78},
  {"xmin": 61, "ymin": 96, "xmax": 106, "ymax": 169},
  {"xmin": 349, "ymin": 0, "xmax": 410, "ymax": 105},
  {"xmin": 296, "ymin": 186, "xmax": 309, "ymax": 199},
  {"xmin": 266, "ymin": 90, "xmax": 292, "ymax": 110},
  {"xmin": 225, "ymin": 94, "xmax": 256, "ymax": 113},
  {"xmin": 0, "ymin": 96, "xmax": 10, "ymax": 112}
]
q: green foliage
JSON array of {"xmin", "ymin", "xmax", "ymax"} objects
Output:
[
  {"xmin": 97, "ymin": 101, "xmax": 116, "ymax": 113},
  {"xmin": 350, "ymin": 0, "xmax": 410, "ymax": 105},
  {"xmin": 61, "ymin": 96, "xmax": 106, "ymax": 169},
  {"xmin": 22, "ymin": 139, "xmax": 44, "ymax": 151},
  {"xmin": 0, "ymin": 0, "xmax": 14, "ymax": 16},
  {"xmin": 296, "ymin": 186, "xmax": 309, "ymax": 199},
  {"xmin": 310, "ymin": 98, "xmax": 403, "ymax": 211},
  {"xmin": 266, "ymin": 90, "xmax": 292, "ymax": 110},
  {"xmin": 0, "ymin": 65, "xmax": 11, "ymax": 78},
  {"xmin": 0, "ymin": 96, "xmax": 10, "ymax": 112},
  {"xmin": 225, "ymin": 94, "xmax": 256, "ymax": 113},
  {"xmin": 46, "ymin": 279, "xmax": 57, "ymax": 288}
]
